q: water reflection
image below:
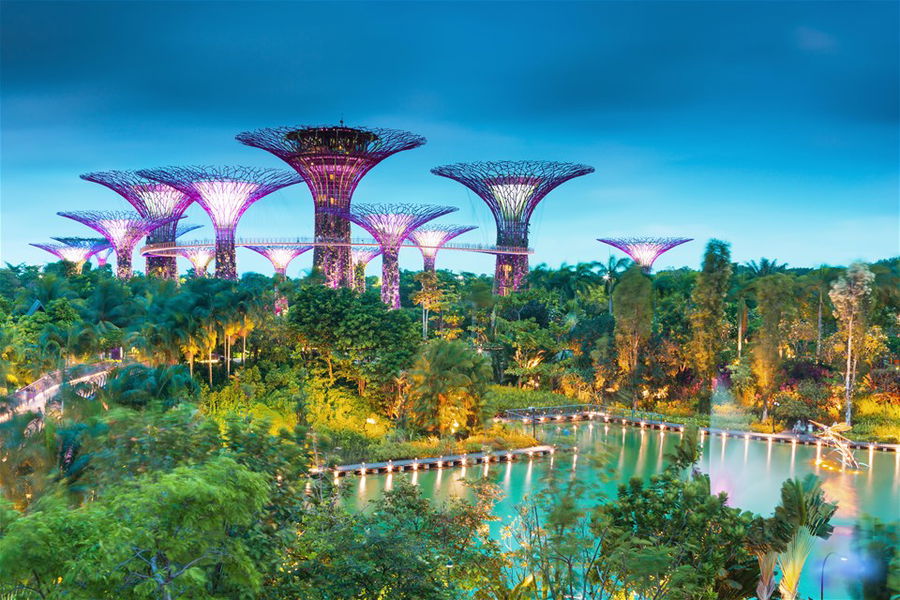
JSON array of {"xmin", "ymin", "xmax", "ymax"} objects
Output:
[{"xmin": 346, "ymin": 423, "xmax": 897, "ymax": 599}]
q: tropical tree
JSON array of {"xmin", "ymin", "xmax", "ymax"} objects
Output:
[
  {"xmin": 612, "ymin": 266, "xmax": 653, "ymax": 408},
  {"xmin": 751, "ymin": 274, "xmax": 796, "ymax": 421},
  {"xmin": 409, "ymin": 339, "xmax": 491, "ymax": 435},
  {"xmin": 688, "ymin": 239, "xmax": 733, "ymax": 393},
  {"xmin": 829, "ymin": 262, "xmax": 875, "ymax": 424}
]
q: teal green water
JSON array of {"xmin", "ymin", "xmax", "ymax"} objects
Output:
[{"xmin": 347, "ymin": 423, "xmax": 900, "ymax": 599}]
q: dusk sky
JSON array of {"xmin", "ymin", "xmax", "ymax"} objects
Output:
[{"xmin": 1, "ymin": 1, "xmax": 897, "ymax": 277}]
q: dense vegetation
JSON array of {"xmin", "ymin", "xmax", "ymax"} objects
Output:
[{"xmin": 1, "ymin": 243, "xmax": 898, "ymax": 598}]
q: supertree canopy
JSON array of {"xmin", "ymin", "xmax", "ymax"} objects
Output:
[
  {"xmin": 80, "ymin": 170, "xmax": 196, "ymax": 279},
  {"xmin": 408, "ymin": 224, "xmax": 477, "ymax": 272},
  {"xmin": 597, "ymin": 237, "xmax": 692, "ymax": 272},
  {"xmin": 325, "ymin": 203, "xmax": 457, "ymax": 309},
  {"xmin": 139, "ymin": 166, "xmax": 302, "ymax": 280},
  {"xmin": 236, "ymin": 125, "xmax": 426, "ymax": 288},
  {"xmin": 175, "ymin": 223, "xmax": 203, "ymax": 239},
  {"xmin": 31, "ymin": 242, "xmax": 96, "ymax": 274},
  {"xmin": 173, "ymin": 246, "xmax": 216, "ymax": 278},
  {"xmin": 350, "ymin": 246, "xmax": 382, "ymax": 292},
  {"xmin": 431, "ymin": 160, "xmax": 594, "ymax": 295},
  {"xmin": 58, "ymin": 210, "xmax": 181, "ymax": 279},
  {"xmin": 245, "ymin": 245, "xmax": 313, "ymax": 277},
  {"xmin": 52, "ymin": 237, "xmax": 113, "ymax": 267}
]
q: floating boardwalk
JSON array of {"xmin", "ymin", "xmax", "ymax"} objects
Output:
[
  {"xmin": 320, "ymin": 445, "xmax": 555, "ymax": 478},
  {"xmin": 497, "ymin": 405, "xmax": 900, "ymax": 454}
]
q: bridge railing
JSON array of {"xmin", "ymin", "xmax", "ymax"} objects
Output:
[
  {"xmin": 2, "ymin": 361, "xmax": 118, "ymax": 422},
  {"xmin": 500, "ymin": 404, "xmax": 693, "ymax": 425}
]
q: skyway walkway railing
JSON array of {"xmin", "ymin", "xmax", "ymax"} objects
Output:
[
  {"xmin": 141, "ymin": 238, "xmax": 533, "ymax": 256},
  {"xmin": 2, "ymin": 362, "xmax": 117, "ymax": 422}
]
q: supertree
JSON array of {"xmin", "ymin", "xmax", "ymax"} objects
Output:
[
  {"xmin": 324, "ymin": 204, "xmax": 457, "ymax": 308},
  {"xmin": 30, "ymin": 242, "xmax": 98, "ymax": 275},
  {"xmin": 173, "ymin": 246, "xmax": 216, "ymax": 277},
  {"xmin": 80, "ymin": 170, "xmax": 196, "ymax": 279},
  {"xmin": 245, "ymin": 245, "xmax": 313, "ymax": 278},
  {"xmin": 431, "ymin": 160, "xmax": 594, "ymax": 295},
  {"xmin": 175, "ymin": 223, "xmax": 203, "ymax": 239},
  {"xmin": 55, "ymin": 237, "xmax": 115, "ymax": 268},
  {"xmin": 138, "ymin": 166, "xmax": 302, "ymax": 280},
  {"xmin": 236, "ymin": 124, "xmax": 426, "ymax": 287},
  {"xmin": 597, "ymin": 237, "xmax": 692, "ymax": 273},
  {"xmin": 350, "ymin": 246, "xmax": 382, "ymax": 291},
  {"xmin": 408, "ymin": 224, "xmax": 477, "ymax": 272},
  {"xmin": 57, "ymin": 210, "xmax": 181, "ymax": 279}
]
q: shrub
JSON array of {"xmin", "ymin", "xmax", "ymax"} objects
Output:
[{"xmin": 484, "ymin": 385, "xmax": 573, "ymax": 414}]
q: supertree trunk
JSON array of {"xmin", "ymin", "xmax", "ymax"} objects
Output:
[
  {"xmin": 315, "ymin": 205, "xmax": 352, "ymax": 288},
  {"xmin": 494, "ymin": 231, "xmax": 529, "ymax": 296},
  {"xmin": 116, "ymin": 249, "xmax": 133, "ymax": 279},
  {"xmin": 65, "ymin": 261, "xmax": 84, "ymax": 277},
  {"xmin": 354, "ymin": 262, "xmax": 367, "ymax": 291},
  {"xmin": 423, "ymin": 255, "xmax": 436, "ymax": 272},
  {"xmin": 146, "ymin": 221, "xmax": 180, "ymax": 279},
  {"xmin": 215, "ymin": 229, "xmax": 237, "ymax": 280},
  {"xmin": 381, "ymin": 247, "xmax": 400, "ymax": 309}
]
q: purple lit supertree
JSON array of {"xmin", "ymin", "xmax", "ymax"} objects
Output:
[
  {"xmin": 80, "ymin": 170, "xmax": 196, "ymax": 279},
  {"xmin": 30, "ymin": 242, "xmax": 98, "ymax": 275},
  {"xmin": 138, "ymin": 166, "xmax": 302, "ymax": 280},
  {"xmin": 324, "ymin": 204, "xmax": 457, "ymax": 308},
  {"xmin": 174, "ymin": 246, "xmax": 216, "ymax": 278},
  {"xmin": 408, "ymin": 225, "xmax": 477, "ymax": 272},
  {"xmin": 236, "ymin": 125, "xmax": 426, "ymax": 287},
  {"xmin": 597, "ymin": 237, "xmax": 692, "ymax": 273},
  {"xmin": 431, "ymin": 161, "xmax": 594, "ymax": 295},
  {"xmin": 51, "ymin": 237, "xmax": 113, "ymax": 270},
  {"xmin": 350, "ymin": 246, "xmax": 382, "ymax": 292},
  {"xmin": 245, "ymin": 245, "xmax": 313, "ymax": 278},
  {"xmin": 57, "ymin": 211, "xmax": 181, "ymax": 279},
  {"xmin": 175, "ymin": 223, "xmax": 203, "ymax": 239}
]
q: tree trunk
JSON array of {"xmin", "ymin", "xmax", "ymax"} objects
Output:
[
  {"xmin": 844, "ymin": 314, "xmax": 854, "ymax": 425},
  {"xmin": 208, "ymin": 350, "xmax": 213, "ymax": 386},
  {"xmin": 816, "ymin": 290, "xmax": 823, "ymax": 361}
]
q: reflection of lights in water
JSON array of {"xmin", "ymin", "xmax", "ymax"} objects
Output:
[
  {"xmin": 525, "ymin": 458, "xmax": 533, "ymax": 489},
  {"xmin": 385, "ymin": 473, "xmax": 393, "ymax": 491},
  {"xmin": 821, "ymin": 473, "xmax": 860, "ymax": 519},
  {"xmin": 572, "ymin": 453, "xmax": 578, "ymax": 470},
  {"xmin": 434, "ymin": 467, "xmax": 443, "ymax": 490},
  {"xmin": 790, "ymin": 442, "xmax": 796, "ymax": 476},
  {"xmin": 767, "ymin": 437, "xmax": 773, "ymax": 469},
  {"xmin": 743, "ymin": 436, "xmax": 749, "ymax": 464},
  {"xmin": 483, "ymin": 461, "xmax": 489, "ymax": 477},
  {"xmin": 721, "ymin": 434, "xmax": 727, "ymax": 463},
  {"xmin": 503, "ymin": 460, "xmax": 512, "ymax": 489},
  {"xmin": 358, "ymin": 475, "xmax": 367, "ymax": 497},
  {"xmin": 411, "ymin": 470, "xmax": 418, "ymax": 485},
  {"xmin": 657, "ymin": 432, "xmax": 665, "ymax": 470}
]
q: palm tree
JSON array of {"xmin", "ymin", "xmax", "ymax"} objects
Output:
[
  {"xmin": 597, "ymin": 255, "xmax": 631, "ymax": 313},
  {"xmin": 745, "ymin": 258, "xmax": 788, "ymax": 278},
  {"xmin": 773, "ymin": 475, "xmax": 837, "ymax": 600},
  {"xmin": 409, "ymin": 339, "xmax": 492, "ymax": 435}
]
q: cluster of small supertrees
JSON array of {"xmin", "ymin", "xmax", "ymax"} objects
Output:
[{"xmin": 31, "ymin": 123, "xmax": 691, "ymax": 309}]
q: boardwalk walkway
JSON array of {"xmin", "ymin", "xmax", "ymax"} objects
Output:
[
  {"xmin": 498, "ymin": 405, "xmax": 900, "ymax": 453},
  {"xmin": 2, "ymin": 362, "xmax": 117, "ymax": 422}
]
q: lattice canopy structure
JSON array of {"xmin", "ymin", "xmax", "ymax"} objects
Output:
[
  {"xmin": 80, "ymin": 170, "xmax": 196, "ymax": 279},
  {"xmin": 236, "ymin": 125, "xmax": 426, "ymax": 287},
  {"xmin": 58, "ymin": 210, "xmax": 181, "ymax": 279},
  {"xmin": 175, "ymin": 223, "xmax": 203, "ymax": 239},
  {"xmin": 409, "ymin": 225, "xmax": 477, "ymax": 272},
  {"xmin": 245, "ymin": 245, "xmax": 313, "ymax": 277},
  {"xmin": 54, "ymin": 237, "xmax": 114, "ymax": 267},
  {"xmin": 31, "ymin": 243, "xmax": 97, "ymax": 274},
  {"xmin": 597, "ymin": 237, "xmax": 693, "ymax": 272},
  {"xmin": 350, "ymin": 246, "xmax": 382, "ymax": 291},
  {"xmin": 173, "ymin": 246, "xmax": 216, "ymax": 278},
  {"xmin": 139, "ymin": 166, "xmax": 301, "ymax": 280},
  {"xmin": 431, "ymin": 160, "xmax": 594, "ymax": 295},
  {"xmin": 324, "ymin": 203, "xmax": 457, "ymax": 308}
]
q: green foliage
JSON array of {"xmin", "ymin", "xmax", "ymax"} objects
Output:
[
  {"xmin": 689, "ymin": 239, "xmax": 733, "ymax": 389},
  {"xmin": 409, "ymin": 339, "xmax": 492, "ymax": 436},
  {"xmin": 483, "ymin": 385, "xmax": 573, "ymax": 414}
]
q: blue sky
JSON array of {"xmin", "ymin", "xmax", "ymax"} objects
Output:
[{"xmin": 1, "ymin": 1, "xmax": 897, "ymax": 277}]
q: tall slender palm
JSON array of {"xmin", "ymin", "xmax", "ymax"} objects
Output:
[{"xmin": 597, "ymin": 255, "xmax": 631, "ymax": 313}]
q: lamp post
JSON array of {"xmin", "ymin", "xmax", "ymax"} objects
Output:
[{"xmin": 820, "ymin": 552, "xmax": 847, "ymax": 600}]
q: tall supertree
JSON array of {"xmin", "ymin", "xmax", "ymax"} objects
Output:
[
  {"xmin": 597, "ymin": 237, "xmax": 692, "ymax": 273},
  {"xmin": 57, "ymin": 210, "xmax": 181, "ymax": 279},
  {"xmin": 30, "ymin": 242, "xmax": 99, "ymax": 275},
  {"xmin": 236, "ymin": 125, "xmax": 426, "ymax": 287},
  {"xmin": 138, "ymin": 166, "xmax": 302, "ymax": 280},
  {"xmin": 174, "ymin": 246, "xmax": 215, "ymax": 278},
  {"xmin": 245, "ymin": 245, "xmax": 313, "ymax": 278},
  {"xmin": 80, "ymin": 170, "xmax": 196, "ymax": 279},
  {"xmin": 431, "ymin": 161, "xmax": 594, "ymax": 295},
  {"xmin": 350, "ymin": 246, "xmax": 382, "ymax": 291},
  {"xmin": 408, "ymin": 224, "xmax": 477, "ymax": 272},
  {"xmin": 324, "ymin": 204, "xmax": 457, "ymax": 308}
]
